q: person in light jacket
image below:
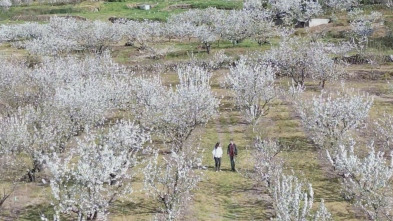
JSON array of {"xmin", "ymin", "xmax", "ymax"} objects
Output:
[{"xmin": 212, "ymin": 142, "xmax": 223, "ymax": 172}]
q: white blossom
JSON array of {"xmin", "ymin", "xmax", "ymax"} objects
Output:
[
  {"xmin": 296, "ymin": 87, "xmax": 373, "ymax": 151},
  {"xmin": 0, "ymin": 22, "xmax": 45, "ymax": 42},
  {"xmin": 170, "ymin": 7, "xmax": 223, "ymax": 28},
  {"xmin": 142, "ymin": 65, "xmax": 220, "ymax": 150},
  {"xmin": 1, "ymin": 17, "xmax": 123, "ymax": 55},
  {"xmin": 330, "ymin": 142, "xmax": 393, "ymax": 220},
  {"xmin": 271, "ymin": 174, "xmax": 314, "ymax": 220},
  {"xmin": 247, "ymin": 10, "xmax": 276, "ymax": 46},
  {"xmin": 313, "ymin": 199, "xmax": 333, "ymax": 221},
  {"xmin": 193, "ymin": 25, "xmax": 218, "ymax": 54},
  {"xmin": 44, "ymin": 121, "xmax": 150, "ymax": 220},
  {"xmin": 0, "ymin": 0, "xmax": 12, "ymax": 10},
  {"xmin": 0, "ymin": 53, "xmax": 133, "ymax": 182},
  {"xmin": 118, "ymin": 20, "xmax": 150, "ymax": 49},
  {"xmin": 253, "ymin": 138, "xmax": 283, "ymax": 187},
  {"xmin": 374, "ymin": 112, "xmax": 393, "ymax": 151},
  {"xmin": 216, "ymin": 10, "xmax": 252, "ymax": 45},
  {"xmin": 243, "ymin": 0, "xmax": 268, "ymax": 11},
  {"xmin": 226, "ymin": 56, "xmax": 276, "ymax": 128},
  {"xmin": 267, "ymin": 37, "xmax": 346, "ymax": 87},
  {"xmin": 144, "ymin": 146, "xmax": 203, "ymax": 220},
  {"xmin": 324, "ymin": 0, "xmax": 360, "ymax": 11},
  {"xmin": 386, "ymin": 0, "xmax": 393, "ymax": 8},
  {"xmin": 307, "ymin": 41, "xmax": 347, "ymax": 88},
  {"xmin": 0, "ymin": 59, "xmax": 42, "ymax": 112},
  {"xmin": 348, "ymin": 9, "xmax": 384, "ymax": 54},
  {"xmin": 269, "ymin": 0, "xmax": 322, "ymax": 25},
  {"xmin": 0, "ymin": 104, "xmax": 76, "ymax": 182}
]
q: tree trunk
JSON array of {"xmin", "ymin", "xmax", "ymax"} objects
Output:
[
  {"xmin": 26, "ymin": 159, "xmax": 43, "ymax": 182},
  {"xmin": 205, "ymin": 43, "xmax": 211, "ymax": 54},
  {"xmin": 110, "ymin": 173, "xmax": 117, "ymax": 185},
  {"xmin": 0, "ymin": 185, "xmax": 15, "ymax": 208},
  {"xmin": 27, "ymin": 169, "xmax": 35, "ymax": 182},
  {"xmin": 87, "ymin": 211, "xmax": 98, "ymax": 220}
]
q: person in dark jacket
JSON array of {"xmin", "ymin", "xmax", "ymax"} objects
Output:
[{"xmin": 227, "ymin": 139, "xmax": 238, "ymax": 172}]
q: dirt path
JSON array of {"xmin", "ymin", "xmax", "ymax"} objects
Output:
[
  {"xmin": 187, "ymin": 119, "xmax": 271, "ymax": 220},
  {"xmin": 187, "ymin": 76, "xmax": 360, "ymax": 220},
  {"xmin": 186, "ymin": 80, "xmax": 272, "ymax": 220}
]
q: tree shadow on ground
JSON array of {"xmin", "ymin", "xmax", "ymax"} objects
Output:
[
  {"xmin": 110, "ymin": 198, "xmax": 160, "ymax": 217},
  {"xmin": 196, "ymin": 172, "xmax": 274, "ymax": 220},
  {"xmin": 17, "ymin": 203, "xmax": 59, "ymax": 221},
  {"xmin": 221, "ymin": 191, "xmax": 274, "ymax": 220},
  {"xmin": 279, "ymin": 136, "xmax": 317, "ymax": 152}
]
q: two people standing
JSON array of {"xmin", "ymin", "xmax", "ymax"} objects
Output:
[{"xmin": 212, "ymin": 139, "xmax": 238, "ymax": 172}]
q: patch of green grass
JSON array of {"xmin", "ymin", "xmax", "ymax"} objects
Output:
[
  {"xmin": 109, "ymin": 188, "xmax": 159, "ymax": 220},
  {"xmin": 79, "ymin": 1, "xmax": 180, "ymax": 21},
  {"xmin": 0, "ymin": 4, "xmax": 82, "ymax": 21},
  {"xmin": 19, "ymin": 203, "xmax": 56, "ymax": 221},
  {"xmin": 111, "ymin": 46, "xmax": 135, "ymax": 64},
  {"xmin": 0, "ymin": 43, "xmax": 28, "ymax": 59},
  {"xmin": 185, "ymin": 0, "xmax": 242, "ymax": 10},
  {"xmin": 1, "ymin": 0, "xmax": 242, "ymax": 22}
]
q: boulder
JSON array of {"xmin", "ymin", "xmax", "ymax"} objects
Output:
[
  {"xmin": 309, "ymin": 18, "xmax": 330, "ymax": 27},
  {"xmin": 139, "ymin": 4, "xmax": 150, "ymax": 10}
]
